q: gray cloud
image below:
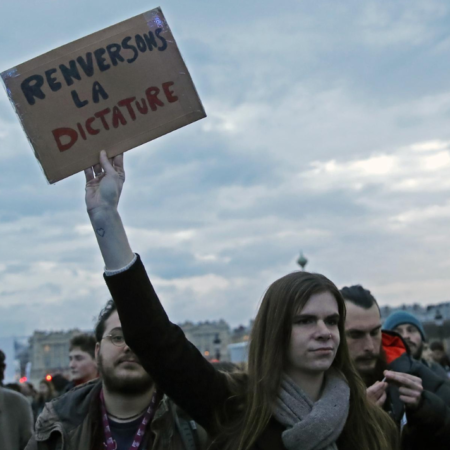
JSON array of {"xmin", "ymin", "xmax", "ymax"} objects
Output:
[{"xmin": 2, "ymin": 0, "xmax": 450, "ymax": 337}]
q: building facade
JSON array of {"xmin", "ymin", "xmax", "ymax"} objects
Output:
[
  {"xmin": 29, "ymin": 329, "xmax": 82, "ymax": 382},
  {"xmin": 179, "ymin": 320, "xmax": 231, "ymax": 361}
]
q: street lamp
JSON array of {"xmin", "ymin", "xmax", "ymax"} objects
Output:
[
  {"xmin": 297, "ymin": 251, "xmax": 308, "ymax": 271},
  {"xmin": 435, "ymin": 309, "xmax": 444, "ymax": 341},
  {"xmin": 213, "ymin": 333, "xmax": 221, "ymax": 361}
]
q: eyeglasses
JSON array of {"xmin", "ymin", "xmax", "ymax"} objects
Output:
[{"xmin": 102, "ymin": 334, "xmax": 126, "ymax": 347}]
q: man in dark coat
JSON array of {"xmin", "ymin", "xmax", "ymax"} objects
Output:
[
  {"xmin": 341, "ymin": 285, "xmax": 450, "ymax": 450},
  {"xmin": 383, "ymin": 310, "xmax": 448, "ymax": 379},
  {"xmin": 25, "ymin": 301, "xmax": 207, "ymax": 450}
]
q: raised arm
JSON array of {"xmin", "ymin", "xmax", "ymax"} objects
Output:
[
  {"xmin": 85, "ymin": 151, "xmax": 134, "ymax": 270},
  {"xmin": 84, "ymin": 152, "xmax": 231, "ymax": 430}
]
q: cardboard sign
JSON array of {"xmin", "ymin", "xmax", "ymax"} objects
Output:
[{"xmin": 1, "ymin": 8, "xmax": 206, "ymax": 183}]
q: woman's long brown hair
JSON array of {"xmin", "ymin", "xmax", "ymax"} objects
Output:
[{"xmin": 213, "ymin": 271, "xmax": 398, "ymax": 450}]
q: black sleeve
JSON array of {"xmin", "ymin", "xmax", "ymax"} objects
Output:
[
  {"xmin": 412, "ymin": 362, "xmax": 450, "ymax": 405},
  {"xmin": 404, "ymin": 391, "xmax": 450, "ymax": 450},
  {"xmin": 429, "ymin": 361, "xmax": 449, "ymax": 380},
  {"xmin": 104, "ymin": 255, "xmax": 231, "ymax": 431}
]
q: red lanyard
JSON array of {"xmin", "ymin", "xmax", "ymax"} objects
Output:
[{"xmin": 99, "ymin": 389, "xmax": 159, "ymax": 450}]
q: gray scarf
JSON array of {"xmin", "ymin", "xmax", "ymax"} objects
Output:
[{"xmin": 273, "ymin": 370, "xmax": 350, "ymax": 450}]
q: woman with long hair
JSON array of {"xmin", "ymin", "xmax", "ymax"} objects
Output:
[{"xmin": 84, "ymin": 152, "xmax": 398, "ymax": 450}]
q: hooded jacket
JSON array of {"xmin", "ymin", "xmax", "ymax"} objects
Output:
[
  {"xmin": 382, "ymin": 331, "xmax": 450, "ymax": 449},
  {"xmin": 25, "ymin": 379, "xmax": 207, "ymax": 450}
]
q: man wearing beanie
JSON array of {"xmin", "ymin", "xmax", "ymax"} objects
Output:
[{"xmin": 383, "ymin": 311, "xmax": 448, "ymax": 379}]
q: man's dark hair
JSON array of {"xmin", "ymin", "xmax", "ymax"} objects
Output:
[
  {"xmin": 0, "ymin": 349, "xmax": 5, "ymax": 385},
  {"xmin": 51, "ymin": 374, "xmax": 70, "ymax": 393},
  {"xmin": 95, "ymin": 299, "xmax": 117, "ymax": 343},
  {"xmin": 340, "ymin": 285, "xmax": 378, "ymax": 310},
  {"xmin": 70, "ymin": 333, "xmax": 96, "ymax": 358}
]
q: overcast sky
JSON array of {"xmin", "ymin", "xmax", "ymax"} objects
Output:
[{"xmin": 1, "ymin": 0, "xmax": 450, "ymax": 337}]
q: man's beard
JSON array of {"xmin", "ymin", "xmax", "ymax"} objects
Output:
[
  {"xmin": 97, "ymin": 352, "xmax": 153, "ymax": 395},
  {"xmin": 407, "ymin": 340, "xmax": 423, "ymax": 360},
  {"xmin": 355, "ymin": 351, "xmax": 388, "ymax": 387}
]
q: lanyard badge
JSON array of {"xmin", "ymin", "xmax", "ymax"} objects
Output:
[{"xmin": 100, "ymin": 388, "xmax": 159, "ymax": 450}]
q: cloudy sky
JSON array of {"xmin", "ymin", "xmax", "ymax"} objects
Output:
[{"xmin": 1, "ymin": 0, "xmax": 450, "ymax": 337}]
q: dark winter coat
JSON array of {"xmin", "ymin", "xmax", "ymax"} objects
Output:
[
  {"xmin": 382, "ymin": 331, "xmax": 450, "ymax": 449},
  {"xmin": 25, "ymin": 379, "xmax": 207, "ymax": 450}
]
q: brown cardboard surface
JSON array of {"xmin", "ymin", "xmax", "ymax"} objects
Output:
[{"xmin": 1, "ymin": 8, "xmax": 206, "ymax": 183}]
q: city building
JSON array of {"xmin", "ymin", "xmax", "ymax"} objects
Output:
[
  {"xmin": 179, "ymin": 320, "xmax": 231, "ymax": 361},
  {"xmin": 29, "ymin": 329, "xmax": 83, "ymax": 382},
  {"xmin": 228, "ymin": 342, "xmax": 248, "ymax": 364},
  {"xmin": 230, "ymin": 320, "xmax": 253, "ymax": 344}
]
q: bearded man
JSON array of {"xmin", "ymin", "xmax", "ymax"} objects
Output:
[
  {"xmin": 383, "ymin": 310, "xmax": 448, "ymax": 379},
  {"xmin": 341, "ymin": 285, "xmax": 450, "ymax": 450},
  {"xmin": 25, "ymin": 300, "xmax": 206, "ymax": 450}
]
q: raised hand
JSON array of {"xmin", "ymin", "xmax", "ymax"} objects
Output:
[
  {"xmin": 384, "ymin": 370, "xmax": 423, "ymax": 410},
  {"xmin": 85, "ymin": 150, "xmax": 125, "ymax": 215},
  {"xmin": 84, "ymin": 150, "xmax": 134, "ymax": 271}
]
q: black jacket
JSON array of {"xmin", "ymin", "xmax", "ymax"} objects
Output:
[
  {"xmin": 381, "ymin": 331, "xmax": 450, "ymax": 449},
  {"xmin": 26, "ymin": 379, "xmax": 207, "ymax": 450}
]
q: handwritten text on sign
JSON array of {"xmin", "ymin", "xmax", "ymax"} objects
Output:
[{"xmin": 1, "ymin": 9, "xmax": 206, "ymax": 183}]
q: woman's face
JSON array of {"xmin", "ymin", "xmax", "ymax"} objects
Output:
[{"xmin": 286, "ymin": 291, "xmax": 340, "ymax": 377}]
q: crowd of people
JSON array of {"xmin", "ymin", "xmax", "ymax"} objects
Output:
[{"xmin": 1, "ymin": 151, "xmax": 450, "ymax": 449}]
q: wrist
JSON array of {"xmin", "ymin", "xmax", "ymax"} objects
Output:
[{"xmin": 88, "ymin": 206, "xmax": 120, "ymax": 223}]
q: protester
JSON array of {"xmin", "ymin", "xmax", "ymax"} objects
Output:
[
  {"xmin": 25, "ymin": 299, "xmax": 207, "ymax": 450},
  {"xmin": 32, "ymin": 378, "xmax": 57, "ymax": 421},
  {"xmin": 0, "ymin": 349, "xmax": 34, "ymax": 450},
  {"xmin": 342, "ymin": 284, "xmax": 450, "ymax": 449},
  {"xmin": 65, "ymin": 333, "xmax": 98, "ymax": 391},
  {"xmin": 420, "ymin": 342, "xmax": 434, "ymax": 365},
  {"xmin": 383, "ymin": 310, "xmax": 448, "ymax": 379},
  {"xmin": 82, "ymin": 152, "xmax": 398, "ymax": 450},
  {"xmin": 21, "ymin": 381, "xmax": 38, "ymax": 405},
  {"xmin": 430, "ymin": 341, "xmax": 450, "ymax": 377}
]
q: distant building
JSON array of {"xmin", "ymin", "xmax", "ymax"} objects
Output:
[
  {"xmin": 0, "ymin": 336, "xmax": 18, "ymax": 383},
  {"xmin": 231, "ymin": 320, "xmax": 253, "ymax": 344},
  {"xmin": 29, "ymin": 329, "xmax": 83, "ymax": 381},
  {"xmin": 228, "ymin": 342, "xmax": 248, "ymax": 364},
  {"xmin": 179, "ymin": 320, "xmax": 231, "ymax": 362}
]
